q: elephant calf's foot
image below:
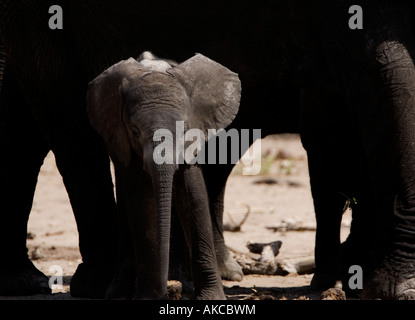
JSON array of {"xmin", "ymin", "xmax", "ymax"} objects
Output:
[
  {"xmin": 217, "ymin": 252, "xmax": 243, "ymax": 281},
  {"xmin": 361, "ymin": 257, "xmax": 415, "ymax": 300},
  {"xmin": 0, "ymin": 258, "xmax": 51, "ymax": 296}
]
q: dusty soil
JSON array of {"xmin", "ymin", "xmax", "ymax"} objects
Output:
[{"xmin": 0, "ymin": 134, "xmax": 352, "ymax": 300}]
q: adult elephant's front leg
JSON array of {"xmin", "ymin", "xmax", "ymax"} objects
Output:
[
  {"xmin": 53, "ymin": 133, "xmax": 118, "ymax": 298},
  {"xmin": 359, "ymin": 40, "xmax": 415, "ymax": 300},
  {"xmin": 0, "ymin": 65, "xmax": 50, "ymax": 295},
  {"xmin": 306, "ymin": 150, "xmax": 346, "ymax": 290},
  {"xmin": 300, "ymin": 89, "xmax": 349, "ymax": 290}
]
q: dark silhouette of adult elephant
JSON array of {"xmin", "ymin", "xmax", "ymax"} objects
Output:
[
  {"xmin": 5, "ymin": 0, "xmax": 415, "ymax": 300},
  {"xmin": 301, "ymin": 1, "xmax": 415, "ymax": 299},
  {"xmin": 0, "ymin": 1, "xmax": 301, "ymax": 298}
]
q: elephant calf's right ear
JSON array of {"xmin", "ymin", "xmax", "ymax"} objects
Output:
[{"xmin": 86, "ymin": 73, "xmax": 131, "ymax": 166}]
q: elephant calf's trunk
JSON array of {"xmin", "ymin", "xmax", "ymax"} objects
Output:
[{"xmin": 148, "ymin": 162, "xmax": 176, "ymax": 299}]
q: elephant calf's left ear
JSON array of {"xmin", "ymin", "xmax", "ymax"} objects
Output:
[{"xmin": 168, "ymin": 54, "xmax": 242, "ymax": 135}]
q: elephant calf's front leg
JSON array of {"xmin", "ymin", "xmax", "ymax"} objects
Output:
[
  {"xmin": 174, "ymin": 165, "xmax": 226, "ymax": 300},
  {"xmin": 203, "ymin": 163, "xmax": 243, "ymax": 282}
]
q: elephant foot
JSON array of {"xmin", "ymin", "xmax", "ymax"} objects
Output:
[
  {"xmin": 168, "ymin": 263, "xmax": 194, "ymax": 299},
  {"xmin": 0, "ymin": 258, "xmax": 50, "ymax": 296},
  {"xmin": 310, "ymin": 272, "xmax": 338, "ymax": 291},
  {"xmin": 361, "ymin": 256, "xmax": 415, "ymax": 300},
  {"xmin": 169, "ymin": 276, "xmax": 194, "ymax": 299},
  {"xmin": 105, "ymin": 265, "xmax": 135, "ymax": 299},
  {"xmin": 70, "ymin": 261, "xmax": 114, "ymax": 298},
  {"xmin": 195, "ymin": 292, "xmax": 226, "ymax": 300},
  {"xmin": 195, "ymin": 283, "xmax": 226, "ymax": 300},
  {"xmin": 217, "ymin": 250, "xmax": 243, "ymax": 281}
]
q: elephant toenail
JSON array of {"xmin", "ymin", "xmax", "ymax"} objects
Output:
[{"xmin": 400, "ymin": 289, "xmax": 415, "ymax": 300}]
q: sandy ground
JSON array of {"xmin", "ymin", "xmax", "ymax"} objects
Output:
[{"xmin": 0, "ymin": 134, "xmax": 352, "ymax": 300}]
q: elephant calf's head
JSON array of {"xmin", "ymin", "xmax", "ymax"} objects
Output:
[{"xmin": 86, "ymin": 51, "xmax": 242, "ymax": 169}]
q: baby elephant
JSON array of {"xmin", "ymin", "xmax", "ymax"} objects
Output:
[{"xmin": 87, "ymin": 52, "xmax": 241, "ymax": 299}]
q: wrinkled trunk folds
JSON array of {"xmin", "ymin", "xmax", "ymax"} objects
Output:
[
  {"xmin": 139, "ymin": 135, "xmax": 177, "ymax": 298},
  {"xmin": 151, "ymin": 164, "xmax": 175, "ymax": 298}
]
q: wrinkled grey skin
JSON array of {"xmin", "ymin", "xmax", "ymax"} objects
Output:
[
  {"xmin": 301, "ymin": 1, "xmax": 415, "ymax": 300},
  {"xmin": 87, "ymin": 52, "xmax": 241, "ymax": 299},
  {"xmin": 6, "ymin": 0, "xmax": 415, "ymax": 301},
  {"xmin": 0, "ymin": 0, "xmax": 299, "ymax": 298}
]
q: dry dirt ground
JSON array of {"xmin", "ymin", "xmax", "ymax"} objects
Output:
[{"xmin": 0, "ymin": 134, "xmax": 353, "ymax": 300}]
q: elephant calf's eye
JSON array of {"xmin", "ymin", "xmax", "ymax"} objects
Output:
[{"xmin": 131, "ymin": 128, "xmax": 141, "ymax": 138}]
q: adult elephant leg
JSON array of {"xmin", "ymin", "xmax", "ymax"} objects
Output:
[
  {"xmin": 0, "ymin": 65, "xmax": 50, "ymax": 295},
  {"xmin": 312, "ymin": 1, "xmax": 415, "ymax": 299},
  {"xmin": 203, "ymin": 162, "xmax": 243, "ymax": 281},
  {"xmin": 53, "ymin": 131, "xmax": 117, "ymax": 298},
  {"xmin": 359, "ymin": 40, "xmax": 415, "ymax": 300},
  {"xmin": 307, "ymin": 152, "xmax": 346, "ymax": 290},
  {"xmin": 300, "ymin": 89, "xmax": 347, "ymax": 290},
  {"xmin": 175, "ymin": 165, "xmax": 225, "ymax": 300},
  {"xmin": 340, "ymin": 168, "xmax": 375, "ymax": 296}
]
